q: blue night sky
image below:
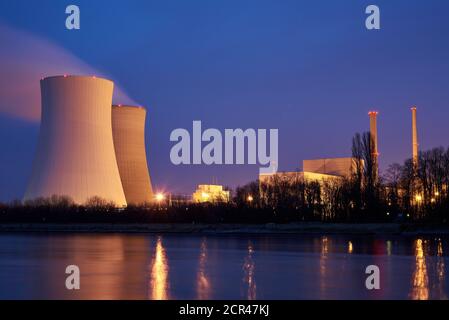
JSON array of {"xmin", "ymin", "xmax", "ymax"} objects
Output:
[{"xmin": 0, "ymin": 0, "xmax": 449, "ymax": 201}]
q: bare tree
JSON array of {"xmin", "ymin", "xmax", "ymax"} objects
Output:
[{"xmin": 85, "ymin": 196, "xmax": 116, "ymax": 209}]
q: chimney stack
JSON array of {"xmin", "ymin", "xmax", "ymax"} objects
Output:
[
  {"xmin": 369, "ymin": 111, "xmax": 379, "ymax": 180},
  {"xmin": 411, "ymin": 107, "xmax": 419, "ymax": 170}
]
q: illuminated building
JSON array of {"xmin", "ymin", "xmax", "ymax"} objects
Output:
[
  {"xmin": 192, "ymin": 185, "xmax": 230, "ymax": 203},
  {"xmin": 258, "ymin": 158, "xmax": 363, "ymax": 204},
  {"xmin": 259, "ymin": 171, "xmax": 342, "ymax": 186},
  {"xmin": 260, "ymin": 157, "xmax": 361, "ymax": 186},
  {"xmin": 303, "ymin": 158, "xmax": 361, "ymax": 177}
]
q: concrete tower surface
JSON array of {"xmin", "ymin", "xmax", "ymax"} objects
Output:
[
  {"xmin": 24, "ymin": 76, "xmax": 127, "ymax": 206},
  {"xmin": 368, "ymin": 111, "xmax": 379, "ymax": 179},
  {"xmin": 411, "ymin": 107, "xmax": 419, "ymax": 170},
  {"xmin": 368, "ymin": 111, "xmax": 379, "ymax": 157},
  {"xmin": 112, "ymin": 105, "xmax": 154, "ymax": 204}
]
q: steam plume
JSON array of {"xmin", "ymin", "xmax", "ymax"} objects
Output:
[{"xmin": 0, "ymin": 24, "xmax": 138, "ymax": 122}]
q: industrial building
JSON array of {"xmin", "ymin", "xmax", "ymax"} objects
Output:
[
  {"xmin": 260, "ymin": 107, "xmax": 422, "ymax": 193},
  {"xmin": 303, "ymin": 158, "xmax": 360, "ymax": 177},
  {"xmin": 259, "ymin": 157, "xmax": 359, "ymax": 186},
  {"xmin": 259, "ymin": 110, "xmax": 377, "ymax": 187},
  {"xmin": 112, "ymin": 105, "xmax": 154, "ymax": 205},
  {"xmin": 193, "ymin": 185, "xmax": 230, "ymax": 203},
  {"xmin": 24, "ymin": 75, "xmax": 128, "ymax": 206}
]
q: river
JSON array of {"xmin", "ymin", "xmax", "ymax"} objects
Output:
[{"xmin": 0, "ymin": 233, "xmax": 447, "ymax": 300}]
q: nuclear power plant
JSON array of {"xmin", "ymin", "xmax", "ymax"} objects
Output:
[
  {"xmin": 24, "ymin": 75, "xmax": 153, "ymax": 206},
  {"xmin": 112, "ymin": 105, "xmax": 153, "ymax": 205},
  {"xmin": 22, "ymin": 73, "xmax": 422, "ymax": 207}
]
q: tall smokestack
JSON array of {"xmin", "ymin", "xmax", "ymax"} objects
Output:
[
  {"xmin": 369, "ymin": 111, "xmax": 379, "ymax": 179},
  {"xmin": 412, "ymin": 107, "xmax": 419, "ymax": 170}
]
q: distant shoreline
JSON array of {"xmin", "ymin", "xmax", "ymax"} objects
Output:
[{"xmin": 1, "ymin": 222, "xmax": 448, "ymax": 235}]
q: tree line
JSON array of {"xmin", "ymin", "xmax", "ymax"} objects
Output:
[
  {"xmin": 1, "ymin": 132, "xmax": 448, "ymax": 224},
  {"xmin": 235, "ymin": 132, "xmax": 449, "ymax": 224}
]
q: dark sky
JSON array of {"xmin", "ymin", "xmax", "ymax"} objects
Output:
[{"xmin": 1, "ymin": 0, "xmax": 449, "ymax": 201}]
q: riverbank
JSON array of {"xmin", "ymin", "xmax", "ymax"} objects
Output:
[{"xmin": 1, "ymin": 222, "xmax": 448, "ymax": 235}]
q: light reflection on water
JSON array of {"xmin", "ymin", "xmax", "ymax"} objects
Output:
[
  {"xmin": 149, "ymin": 236, "xmax": 169, "ymax": 300},
  {"xmin": 348, "ymin": 241, "xmax": 353, "ymax": 254},
  {"xmin": 319, "ymin": 236, "xmax": 328, "ymax": 299},
  {"xmin": 410, "ymin": 239, "xmax": 429, "ymax": 300},
  {"xmin": 196, "ymin": 238, "xmax": 210, "ymax": 300},
  {"xmin": 0, "ymin": 233, "xmax": 448, "ymax": 300},
  {"xmin": 242, "ymin": 242, "xmax": 256, "ymax": 300},
  {"xmin": 436, "ymin": 240, "xmax": 446, "ymax": 299}
]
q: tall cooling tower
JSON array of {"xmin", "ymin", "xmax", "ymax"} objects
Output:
[
  {"xmin": 112, "ymin": 105, "xmax": 154, "ymax": 204},
  {"xmin": 24, "ymin": 76, "xmax": 127, "ymax": 206}
]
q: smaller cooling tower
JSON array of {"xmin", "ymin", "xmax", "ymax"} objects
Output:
[{"xmin": 112, "ymin": 105, "xmax": 154, "ymax": 205}]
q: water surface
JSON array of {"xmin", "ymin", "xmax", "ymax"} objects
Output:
[{"xmin": 0, "ymin": 233, "xmax": 447, "ymax": 300}]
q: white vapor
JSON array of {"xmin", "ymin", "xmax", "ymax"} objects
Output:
[{"xmin": 0, "ymin": 24, "xmax": 138, "ymax": 122}]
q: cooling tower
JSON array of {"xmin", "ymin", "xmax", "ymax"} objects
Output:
[
  {"xmin": 24, "ymin": 76, "xmax": 127, "ymax": 206},
  {"xmin": 411, "ymin": 107, "xmax": 419, "ymax": 170},
  {"xmin": 112, "ymin": 105, "xmax": 154, "ymax": 204}
]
